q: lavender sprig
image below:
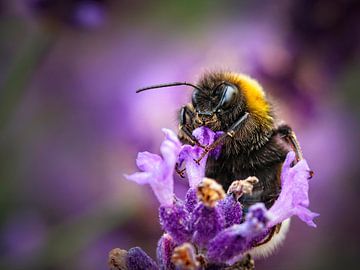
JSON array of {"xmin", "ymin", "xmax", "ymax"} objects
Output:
[{"xmin": 118, "ymin": 127, "xmax": 318, "ymax": 269}]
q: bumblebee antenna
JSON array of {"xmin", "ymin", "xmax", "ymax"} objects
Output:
[{"xmin": 136, "ymin": 82, "xmax": 206, "ymax": 94}]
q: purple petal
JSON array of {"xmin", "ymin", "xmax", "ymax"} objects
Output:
[
  {"xmin": 125, "ymin": 170, "xmax": 174, "ymax": 206},
  {"xmin": 193, "ymin": 127, "xmax": 224, "ymax": 158},
  {"xmin": 192, "ymin": 126, "xmax": 223, "ymax": 145},
  {"xmin": 268, "ymin": 151, "xmax": 319, "ymax": 227},
  {"xmin": 160, "ymin": 129, "xmax": 182, "ymax": 173},
  {"xmin": 191, "ymin": 204, "xmax": 225, "ymax": 248},
  {"xmin": 159, "ymin": 202, "xmax": 191, "ymax": 244},
  {"xmin": 217, "ymin": 195, "xmax": 242, "ymax": 228},
  {"xmin": 126, "ymin": 247, "xmax": 158, "ymax": 270},
  {"xmin": 124, "ymin": 172, "xmax": 152, "ymax": 185},
  {"xmin": 151, "ymin": 178, "xmax": 174, "ymax": 207},
  {"xmin": 178, "ymin": 145, "xmax": 206, "ymax": 188},
  {"xmin": 193, "ymin": 126, "xmax": 215, "ymax": 145},
  {"xmin": 136, "ymin": 151, "xmax": 162, "ymax": 171},
  {"xmin": 125, "ymin": 129, "xmax": 181, "ymax": 206},
  {"xmin": 295, "ymin": 207, "xmax": 319, "ymax": 228},
  {"xmin": 162, "ymin": 128, "xmax": 182, "ymax": 148},
  {"xmin": 180, "ymin": 127, "xmax": 225, "ymax": 188},
  {"xmin": 178, "ymin": 127, "xmax": 224, "ymax": 188},
  {"xmin": 157, "ymin": 234, "xmax": 176, "ymax": 270}
]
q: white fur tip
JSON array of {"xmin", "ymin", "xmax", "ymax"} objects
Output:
[{"xmin": 249, "ymin": 218, "xmax": 291, "ymax": 259}]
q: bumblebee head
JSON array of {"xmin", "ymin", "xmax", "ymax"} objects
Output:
[
  {"xmin": 194, "ymin": 72, "xmax": 274, "ymax": 133},
  {"xmin": 192, "ymin": 76, "xmax": 246, "ymax": 130},
  {"xmin": 136, "ymin": 71, "xmax": 274, "ymax": 144}
]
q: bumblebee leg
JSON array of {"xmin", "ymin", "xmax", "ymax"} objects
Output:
[
  {"xmin": 176, "ymin": 105, "xmax": 201, "ymax": 177},
  {"xmin": 275, "ymin": 124, "xmax": 313, "ymax": 178},
  {"xmin": 275, "ymin": 124, "xmax": 303, "ymax": 161},
  {"xmin": 179, "ymin": 125, "xmax": 197, "ymax": 145},
  {"xmin": 179, "ymin": 105, "xmax": 202, "ymax": 146},
  {"xmin": 175, "ymin": 163, "xmax": 186, "ymax": 178},
  {"xmin": 227, "ymin": 254, "xmax": 255, "ymax": 270},
  {"xmin": 225, "ymin": 112, "xmax": 250, "ymax": 137},
  {"xmin": 194, "ymin": 112, "xmax": 249, "ymax": 164}
]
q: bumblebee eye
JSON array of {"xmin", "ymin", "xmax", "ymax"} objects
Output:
[{"xmin": 219, "ymin": 84, "xmax": 238, "ymax": 109}]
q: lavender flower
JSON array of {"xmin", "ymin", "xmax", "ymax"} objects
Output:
[
  {"xmin": 207, "ymin": 204, "xmax": 270, "ymax": 264},
  {"xmin": 125, "ymin": 128, "xmax": 182, "ymax": 206},
  {"xmin": 191, "ymin": 178, "xmax": 226, "ymax": 248},
  {"xmin": 217, "ymin": 194, "xmax": 242, "ymax": 228},
  {"xmin": 115, "ymin": 127, "xmax": 318, "ymax": 269},
  {"xmin": 157, "ymin": 234, "xmax": 176, "ymax": 270},
  {"xmin": 178, "ymin": 127, "xmax": 223, "ymax": 188},
  {"xmin": 267, "ymin": 151, "xmax": 319, "ymax": 227},
  {"xmin": 159, "ymin": 201, "xmax": 191, "ymax": 244},
  {"xmin": 126, "ymin": 247, "xmax": 158, "ymax": 270}
]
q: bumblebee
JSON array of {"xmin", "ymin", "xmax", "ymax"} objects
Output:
[{"xmin": 137, "ymin": 71, "xmax": 305, "ymax": 257}]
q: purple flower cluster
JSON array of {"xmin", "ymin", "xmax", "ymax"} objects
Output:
[{"xmin": 117, "ymin": 127, "xmax": 318, "ymax": 269}]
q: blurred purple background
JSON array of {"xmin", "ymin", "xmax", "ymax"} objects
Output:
[{"xmin": 0, "ymin": 1, "xmax": 359, "ymax": 269}]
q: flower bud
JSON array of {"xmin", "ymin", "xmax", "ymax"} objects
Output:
[{"xmin": 159, "ymin": 201, "xmax": 191, "ymax": 244}]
